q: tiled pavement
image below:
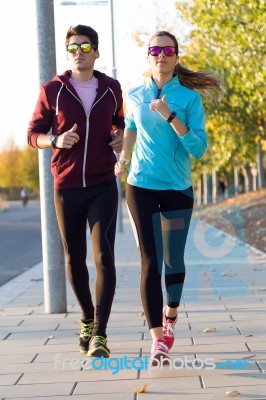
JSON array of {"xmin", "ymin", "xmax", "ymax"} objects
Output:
[{"xmin": 0, "ymin": 202, "xmax": 266, "ymax": 399}]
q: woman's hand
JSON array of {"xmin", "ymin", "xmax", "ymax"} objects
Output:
[
  {"xmin": 114, "ymin": 159, "xmax": 129, "ymax": 177},
  {"xmin": 149, "ymin": 95, "xmax": 170, "ymax": 120}
]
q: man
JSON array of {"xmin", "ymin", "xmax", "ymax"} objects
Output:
[
  {"xmin": 28, "ymin": 24, "xmax": 124, "ymax": 358},
  {"xmin": 21, "ymin": 187, "xmax": 29, "ymax": 207}
]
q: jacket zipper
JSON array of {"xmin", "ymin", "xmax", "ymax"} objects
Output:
[
  {"xmin": 66, "ymin": 86, "xmax": 114, "ymax": 187},
  {"xmin": 83, "ymin": 89, "xmax": 109, "ymax": 187},
  {"xmin": 66, "ymin": 88, "xmax": 88, "ymax": 187}
]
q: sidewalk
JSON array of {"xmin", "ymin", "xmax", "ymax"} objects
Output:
[{"xmin": 0, "ymin": 203, "xmax": 266, "ymax": 400}]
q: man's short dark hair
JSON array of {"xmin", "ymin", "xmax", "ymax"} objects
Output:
[{"xmin": 66, "ymin": 24, "xmax": 99, "ymax": 50}]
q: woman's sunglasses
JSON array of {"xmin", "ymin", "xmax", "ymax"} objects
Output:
[
  {"xmin": 148, "ymin": 46, "xmax": 176, "ymax": 57},
  {"xmin": 67, "ymin": 42, "xmax": 95, "ymax": 54}
]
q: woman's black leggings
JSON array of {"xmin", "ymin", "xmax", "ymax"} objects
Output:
[
  {"xmin": 126, "ymin": 184, "xmax": 194, "ymax": 329},
  {"xmin": 54, "ymin": 180, "xmax": 118, "ymax": 337}
]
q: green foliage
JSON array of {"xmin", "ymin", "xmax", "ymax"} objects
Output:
[
  {"xmin": 20, "ymin": 146, "xmax": 40, "ymax": 192},
  {"xmin": 0, "ymin": 142, "xmax": 39, "ymax": 193},
  {"xmin": 176, "ymin": 0, "xmax": 266, "ymax": 174},
  {"xmin": 0, "ymin": 139, "xmax": 23, "ymax": 188}
]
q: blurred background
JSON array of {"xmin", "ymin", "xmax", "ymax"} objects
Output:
[{"xmin": 0, "ymin": 0, "xmax": 265, "ymax": 204}]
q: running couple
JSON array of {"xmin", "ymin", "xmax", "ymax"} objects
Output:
[{"xmin": 28, "ymin": 24, "xmax": 220, "ymax": 366}]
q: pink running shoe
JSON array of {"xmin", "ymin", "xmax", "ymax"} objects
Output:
[
  {"xmin": 163, "ymin": 306, "xmax": 178, "ymax": 350},
  {"xmin": 150, "ymin": 338, "xmax": 170, "ymax": 366}
]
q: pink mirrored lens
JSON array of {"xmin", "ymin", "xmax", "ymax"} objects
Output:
[
  {"xmin": 150, "ymin": 46, "xmax": 161, "ymax": 56},
  {"xmin": 164, "ymin": 47, "xmax": 175, "ymax": 56},
  {"xmin": 149, "ymin": 46, "xmax": 175, "ymax": 56}
]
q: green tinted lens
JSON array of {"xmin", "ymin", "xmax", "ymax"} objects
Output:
[
  {"xmin": 67, "ymin": 43, "xmax": 93, "ymax": 53},
  {"xmin": 67, "ymin": 44, "xmax": 78, "ymax": 53},
  {"xmin": 80, "ymin": 43, "xmax": 92, "ymax": 53}
]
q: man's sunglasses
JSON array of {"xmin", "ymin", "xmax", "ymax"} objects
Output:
[
  {"xmin": 67, "ymin": 42, "xmax": 96, "ymax": 54},
  {"xmin": 148, "ymin": 46, "xmax": 176, "ymax": 57}
]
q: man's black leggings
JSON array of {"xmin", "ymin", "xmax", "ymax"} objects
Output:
[
  {"xmin": 126, "ymin": 184, "xmax": 194, "ymax": 329},
  {"xmin": 54, "ymin": 180, "xmax": 118, "ymax": 336}
]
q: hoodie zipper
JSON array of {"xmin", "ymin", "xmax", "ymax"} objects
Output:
[
  {"xmin": 66, "ymin": 86, "xmax": 116, "ymax": 187},
  {"xmin": 83, "ymin": 89, "xmax": 110, "ymax": 187}
]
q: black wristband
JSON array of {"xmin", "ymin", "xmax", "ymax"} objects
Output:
[
  {"xmin": 50, "ymin": 135, "xmax": 58, "ymax": 149},
  {"xmin": 167, "ymin": 111, "xmax": 176, "ymax": 123}
]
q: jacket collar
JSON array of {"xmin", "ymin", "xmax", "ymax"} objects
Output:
[{"xmin": 148, "ymin": 75, "xmax": 181, "ymax": 98}]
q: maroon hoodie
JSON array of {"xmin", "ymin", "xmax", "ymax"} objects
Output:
[{"xmin": 28, "ymin": 70, "xmax": 125, "ymax": 189}]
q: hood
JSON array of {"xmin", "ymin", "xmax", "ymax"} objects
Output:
[{"xmin": 52, "ymin": 69, "xmax": 115, "ymax": 88}]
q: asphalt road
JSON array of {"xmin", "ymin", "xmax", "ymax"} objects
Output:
[{"xmin": 0, "ymin": 200, "xmax": 42, "ymax": 286}]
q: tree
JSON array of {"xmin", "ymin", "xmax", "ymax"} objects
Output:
[
  {"xmin": 0, "ymin": 139, "xmax": 23, "ymax": 192},
  {"xmin": 0, "ymin": 142, "xmax": 39, "ymax": 195},
  {"xmin": 20, "ymin": 146, "xmax": 40, "ymax": 192},
  {"xmin": 176, "ymin": 0, "xmax": 266, "ymax": 186}
]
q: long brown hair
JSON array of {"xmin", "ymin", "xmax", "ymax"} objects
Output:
[{"xmin": 149, "ymin": 31, "xmax": 221, "ymax": 94}]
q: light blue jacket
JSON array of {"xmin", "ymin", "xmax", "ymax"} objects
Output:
[{"xmin": 126, "ymin": 76, "xmax": 207, "ymax": 190}]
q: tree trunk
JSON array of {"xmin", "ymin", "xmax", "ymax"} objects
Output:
[
  {"xmin": 251, "ymin": 166, "xmax": 258, "ymax": 192},
  {"xmin": 233, "ymin": 166, "xmax": 239, "ymax": 195},
  {"xmin": 257, "ymin": 147, "xmax": 266, "ymax": 188},
  {"xmin": 212, "ymin": 169, "xmax": 217, "ymax": 203},
  {"xmin": 196, "ymin": 178, "xmax": 202, "ymax": 206},
  {"xmin": 243, "ymin": 165, "xmax": 252, "ymax": 192},
  {"xmin": 203, "ymin": 172, "xmax": 208, "ymax": 205}
]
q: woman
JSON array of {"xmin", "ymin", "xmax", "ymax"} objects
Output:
[{"xmin": 115, "ymin": 31, "xmax": 220, "ymax": 365}]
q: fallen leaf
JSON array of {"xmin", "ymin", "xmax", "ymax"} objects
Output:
[
  {"xmin": 203, "ymin": 327, "xmax": 217, "ymax": 333},
  {"xmin": 134, "ymin": 384, "xmax": 148, "ymax": 394},
  {"xmin": 225, "ymin": 390, "xmax": 241, "ymax": 397}
]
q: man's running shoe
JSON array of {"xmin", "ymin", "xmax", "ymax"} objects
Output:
[
  {"xmin": 87, "ymin": 335, "xmax": 110, "ymax": 358},
  {"xmin": 162, "ymin": 306, "xmax": 178, "ymax": 350},
  {"xmin": 79, "ymin": 319, "xmax": 93, "ymax": 354},
  {"xmin": 150, "ymin": 338, "xmax": 170, "ymax": 366}
]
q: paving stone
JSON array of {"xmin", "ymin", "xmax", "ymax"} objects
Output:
[{"xmin": 0, "ymin": 383, "xmax": 74, "ymax": 397}]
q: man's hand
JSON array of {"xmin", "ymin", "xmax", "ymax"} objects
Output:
[
  {"xmin": 109, "ymin": 129, "xmax": 124, "ymax": 153},
  {"xmin": 56, "ymin": 123, "xmax": 80, "ymax": 149}
]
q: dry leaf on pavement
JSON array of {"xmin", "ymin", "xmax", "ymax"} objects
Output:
[
  {"xmin": 203, "ymin": 327, "xmax": 217, "ymax": 333},
  {"xmin": 225, "ymin": 390, "xmax": 241, "ymax": 397},
  {"xmin": 134, "ymin": 384, "xmax": 148, "ymax": 394}
]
